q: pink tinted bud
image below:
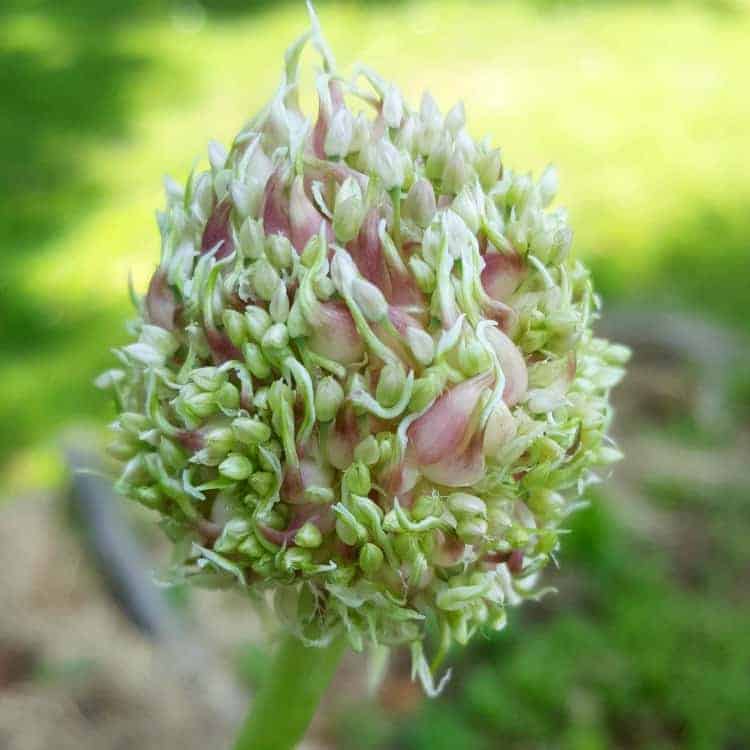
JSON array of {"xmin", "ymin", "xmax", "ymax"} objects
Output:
[
  {"xmin": 307, "ymin": 300, "xmax": 365, "ymax": 365},
  {"xmin": 261, "ymin": 169, "xmax": 291, "ymax": 239},
  {"xmin": 201, "ymin": 199, "xmax": 234, "ymax": 259},
  {"xmin": 481, "ymin": 250, "xmax": 526, "ymax": 302},
  {"xmin": 145, "ymin": 269, "xmax": 178, "ymax": 330},
  {"xmin": 407, "ymin": 370, "xmax": 493, "ymax": 486},
  {"xmin": 484, "ymin": 326, "xmax": 528, "ymax": 406}
]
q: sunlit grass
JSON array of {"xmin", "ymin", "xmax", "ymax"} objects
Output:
[{"xmin": 3, "ymin": 0, "xmax": 749, "ymax": 490}]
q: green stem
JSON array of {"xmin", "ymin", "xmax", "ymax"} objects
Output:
[{"xmin": 232, "ymin": 632, "xmax": 347, "ymax": 750}]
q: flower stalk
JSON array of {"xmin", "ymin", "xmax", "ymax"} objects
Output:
[{"xmin": 232, "ymin": 633, "xmax": 346, "ymax": 750}]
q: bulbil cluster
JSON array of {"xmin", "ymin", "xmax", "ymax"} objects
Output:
[{"xmin": 99, "ymin": 10, "xmax": 627, "ymax": 691}]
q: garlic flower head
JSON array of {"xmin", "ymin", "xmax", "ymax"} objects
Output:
[{"xmin": 99, "ymin": 5, "xmax": 628, "ymax": 694}]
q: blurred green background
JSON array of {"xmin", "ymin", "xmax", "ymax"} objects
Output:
[{"xmin": 1, "ymin": 1, "xmax": 748, "ymax": 748}]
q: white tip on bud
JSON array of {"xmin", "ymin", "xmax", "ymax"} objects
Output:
[
  {"xmin": 208, "ymin": 139, "xmax": 228, "ymax": 170},
  {"xmin": 382, "ymin": 84, "xmax": 404, "ymax": 129},
  {"xmin": 406, "ymin": 326, "xmax": 435, "ymax": 366},
  {"xmin": 325, "ymin": 107, "xmax": 354, "ymax": 158},
  {"xmin": 539, "ymin": 164, "xmax": 558, "ymax": 208},
  {"xmin": 404, "ymin": 178, "xmax": 437, "ymax": 229},
  {"xmin": 444, "ymin": 101, "xmax": 465, "ymax": 135},
  {"xmin": 374, "ymin": 139, "xmax": 405, "ymax": 191},
  {"xmin": 333, "ymin": 177, "xmax": 365, "ymax": 243},
  {"xmin": 351, "ymin": 277, "xmax": 388, "ymax": 321}
]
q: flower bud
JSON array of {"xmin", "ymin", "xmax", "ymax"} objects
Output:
[
  {"xmin": 215, "ymin": 381, "xmax": 240, "ymax": 410},
  {"xmin": 270, "ymin": 283, "xmax": 290, "ymax": 323},
  {"xmin": 253, "ymin": 386, "xmax": 269, "ymax": 412},
  {"xmin": 406, "ymin": 326, "xmax": 435, "ymax": 366},
  {"xmin": 315, "ymin": 376, "xmax": 344, "ymax": 422},
  {"xmin": 334, "ymin": 518, "xmax": 357, "ymax": 546},
  {"xmin": 266, "ymin": 234, "xmax": 293, "ymax": 269},
  {"xmin": 233, "ymin": 417, "xmax": 272, "ymax": 444},
  {"xmin": 185, "ymin": 391, "xmax": 217, "ymax": 419},
  {"xmin": 219, "ymin": 453, "xmax": 254, "ymax": 480},
  {"xmin": 527, "ymin": 488, "xmax": 565, "ymax": 519},
  {"xmin": 295, "ymin": 521, "xmax": 323, "ymax": 548},
  {"xmin": 412, "ymin": 493, "xmax": 440, "ymax": 521},
  {"xmin": 551, "ymin": 226, "xmax": 573, "ymax": 263},
  {"xmin": 447, "ymin": 493, "xmax": 486, "ymax": 517},
  {"xmin": 408, "ymin": 255, "xmax": 436, "ymax": 293},
  {"xmin": 231, "ymin": 179, "xmax": 263, "ymax": 219},
  {"xmin": 119, "ymin": 412, "xmax": 150, "ymax": 435},
  {"xmin": 238, "ymin": 535, "xmax": 262, "ymax": 558},
  {"xmin": 458, "ymin": 339, "xmax": 491, "ymax": 376},
  {"xmin": 243, "ymin": 342, "xmax": 272, "ymax": 379},
  {"xmin": 539, "ymin": 164, "xmax": 558, "ymax": 208},
  {"xmin": 476, "ymin": 148, "xmax": 503, "ymax": 191},
  {"xmin": 404, "ymin": 178, "xmax": 436, "ymax": 229},
  {"xmin": 409, "ymin": 373, "xmax": 443, "ymax": 411},
  {"xmin": 374, "ymin": 139, "xmax": 405, "ymax": 190},
  {"xmin": 442, "ymin": 150, "xmax": 469, "ymax": 194},
  {"xmin": 281, "ymin": 548, "xmax": 312, "ymax": 572},
  {"xmin": 351, "ymin": 277, "xmax": 388, "ymax": 321},
  {"xmin": 425, "ymin": 135, "xmax": 450, "ymax": 181},
  {"xmin": 444, "ymin": 101, "xmax": 465, "ymax": 135},
  {"xmin": 604, "ymin": 343, "xmax": 631, "ymax": 365},
  {"xmin": 261, "ymin": 322, "xmax": 289, "ymax": 352},
  {"xmin": 344, "ymin": 461, "xmax": 371, "ymax": 495},
  {"xmin": 214, "ymin": 519, "xmax": 252, "ymax": 554},
  {"xmin": 395, "ymin": 114, "xmax": 416, "ymax": 152},
  {"xmin": 333, "ymin": 177, "xmax": 365, "ymax": 243},
  {"xmin": 244, "ymin": 305, "xmax": 272, "ymax": 341},
  {"xmin": 325, "ymin": 107, "xmax": 354, "ymax": 158},
  {"xmin": 314, "ymin": 275, "xmax": 335, "ymax": 300},
  {"xmin": 252, "ymin": 258, "xmax": 280, "ymax": 301},
  {"xmin": 222, "ymin": 309, "xmax": 247, "ymax": 348},
  {"xmin": 452, "ymin": 183, "xmax": 482, "ymax": 235},
  {"xmin": 359, "ymin": 543, "xmax": 384, "ymax": 575},
  {"xmin": 417, "ymin": 91, "xmax": 442, "ymax": 154},
  {"xmin": 107, "ymin": 436, "xmax": 139, "ymax": 461},
  {"xmin": 529, "ymin": 222, "xmax": 555, "ymax": 262},
  {"xmin": 354, "ymin": 435, "xmax": 380, "ymax": 466},
  {"xmin": 208, "ymin": 139, "xmax": 228, "ymax": 170},
  {"xmin": 134, "ymin": 485, "xmax": 162, "ymax": 509},
  {"xmin": 376, "ymin": 363, "xmax": 406, "ymax": 407},
  {"xmin": 457, "ymin": 518, "xmax": 488, "ymax": 542},
  {"xmin": 350, "ymin": 111, "xmax": 370, "ymax": 152},
  {"xmin": 204, "ymin": 426, "xmax": 234, "ymax": 456},
  {"xmin": 382, "ymin": 84, "xmax": 404, "ymax": 129},
  {"xmin": 249, "ymin": 471, "xmax": 275, "ymax": 496},
  {"xmin": 239, "ymin": 218, "xmax": 266, "ymax": 260},
  {"xmin": 191, "ymin": 366, "xmax": 227, "ymax": 391}
]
